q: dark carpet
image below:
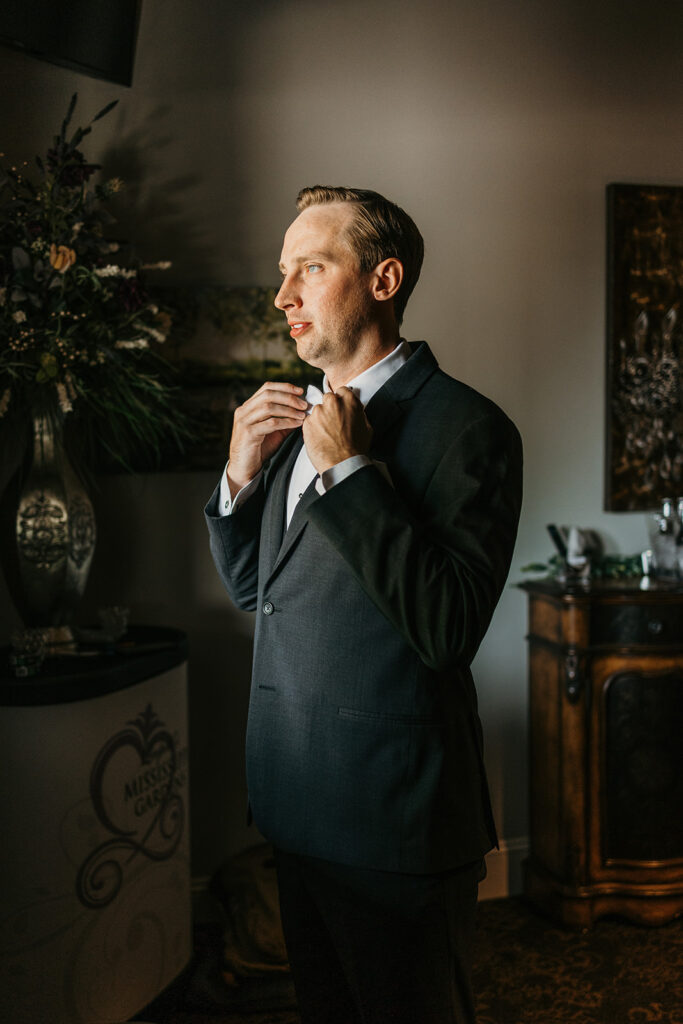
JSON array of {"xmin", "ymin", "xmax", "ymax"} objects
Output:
[
  {"xmin": 473, "ymin": 898, "xmax": 682, "ymax": 1024},
  {"xmin": 133, "ymin": 897, "xmax": 683, "ymax": 1024}
]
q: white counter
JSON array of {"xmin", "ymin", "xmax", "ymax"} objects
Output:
[{"xmin": 0, "ymin": 628, "xmax": 192, "ymax": 1023}]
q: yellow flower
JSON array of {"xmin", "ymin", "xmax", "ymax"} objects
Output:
[
  {"xmin": 155, "ymin": 310, "xmax": 173, "ymax": 334},
  {"xmin": 49, "ymin": 243, "xmax": 77, "ymax": 273}
]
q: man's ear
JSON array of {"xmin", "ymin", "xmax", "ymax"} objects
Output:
[{"xmin": 371, "ymin": 258, "xmax": 403, "ymax": 304}]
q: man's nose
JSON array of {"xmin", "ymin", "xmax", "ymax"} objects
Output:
[{"xmin": 274, "ymin": 276, "xmax": 301, "ymax": 310}]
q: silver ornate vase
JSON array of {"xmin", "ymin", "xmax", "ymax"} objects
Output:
[{"xmin": 0, "ymin": 412, "xmax": 96, "ymax": 643}]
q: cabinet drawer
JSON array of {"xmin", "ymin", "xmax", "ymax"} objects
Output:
[{"xmin": 591, "ymin": 602, "xmax": 683, "ymax": 645}]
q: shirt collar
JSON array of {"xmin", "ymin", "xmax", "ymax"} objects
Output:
[{"xmin": 322, "ymin": 339, "xmax": 411, "ymax": 405}]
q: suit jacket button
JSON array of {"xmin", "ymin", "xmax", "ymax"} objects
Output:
[{"xmin": 262, "ymin": 601, "xmax": 274, "ymax": 615}]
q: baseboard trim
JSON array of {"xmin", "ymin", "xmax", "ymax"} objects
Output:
[{"xmin": 479, "ymin": 836, "xmax": 528, "ymax": 901}]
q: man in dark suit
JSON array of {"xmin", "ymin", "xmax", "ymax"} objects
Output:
[{"xmin": 205, "ymin": 186, "xmax": 523, "ymax": 1024}]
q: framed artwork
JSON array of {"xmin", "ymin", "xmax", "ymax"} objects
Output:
[{"xmin": 605, "ymin": 184, "xmax": 683, "ymax": 511}]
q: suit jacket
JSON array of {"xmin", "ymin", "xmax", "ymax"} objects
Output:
[{"xmin": 205, "ymin": 342, "xmax": 523, "ymax": 873}]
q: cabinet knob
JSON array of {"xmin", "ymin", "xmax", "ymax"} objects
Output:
[
  {"xmin": 647, "ymin": 619, "xmax": 664, "ymax": 636},
  {"xmin": 564, "ymin": 651, "xmax": 585, "ymax": 703}
]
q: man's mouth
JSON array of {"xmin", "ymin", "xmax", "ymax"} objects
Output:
[{"xmin": 288, "ymin": 321, "xmax": 311, "ymax": 338}]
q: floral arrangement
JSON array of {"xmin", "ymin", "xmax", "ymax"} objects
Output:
[{"xmin": 0, "ymin": 94, "xmax": 188, "ymax": 473}]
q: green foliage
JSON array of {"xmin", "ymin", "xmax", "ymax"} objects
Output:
[
  {"xmin": 521, "ymin": 552, "xmax": 644, "ymax": 580},
  {"xmin": 0, "ymin": 94, "xmax": 190, "ymax": 472}
]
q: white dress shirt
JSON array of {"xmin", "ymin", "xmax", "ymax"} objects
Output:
[{"xmin": 219, "ymin": 339, "xmax": 410, "ymax": 524}]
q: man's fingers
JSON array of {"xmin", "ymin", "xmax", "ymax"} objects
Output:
[
  {"xmin": 252, "ymin": 415, "xmax": 305, "ymax": 435},
  {"xmin": 238, "ymin": 404, "xmax": 306, "ymax": 429},
  {"xmin": 327, "ymin": 385, "xmax": 359, "ymax": 405},
  {"xmin": 258, "ymin": 387, "xmax": 308, "ymax": 413},
  {"xmin": 314, "ymin": 387, "xmax": 360, "ymax": 419},
  {"xmin": 256, "ymin": 381, "xmax": 305, "ymax": 395},
  {"xmin": 237, "ymin": 382, "xmax": 306, "ymax": 414},
  {"xmin": 235, "ymin": 390, "xmax": 308, "ymax": 427},
  {"xmin": 228, "ymin": 382, "xmax": 307, "ymax": 490},
  {"xmin": 253, "ymin": 381, "xmax": 307, "ymax": 405}
]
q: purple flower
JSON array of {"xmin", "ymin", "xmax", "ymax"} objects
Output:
[
  {"xmin": 117, "ymin": 277, "xmax": 147, "ymax": 313},
  {"xmin": 47, "ymin": 146, "xmax": 100, "ymax": 187}
]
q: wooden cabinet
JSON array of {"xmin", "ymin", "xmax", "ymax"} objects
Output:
[{"xmin": 520, "ymin": 579, "xmax": 683, "ymax": 928}]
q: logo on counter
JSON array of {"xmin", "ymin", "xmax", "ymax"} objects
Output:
[{"xmin": 76, "ymin": 703, "xmax": 188, "ymax": 909}]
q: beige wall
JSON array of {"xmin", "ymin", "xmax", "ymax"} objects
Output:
[{"xmin": 2, "ymin": 0, "xmax": 682, "ymax": 880}]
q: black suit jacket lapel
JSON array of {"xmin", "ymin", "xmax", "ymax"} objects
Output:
[
  {"xmin": 262, "ymin": 430, "xmax": 303, "ymax": 575},
  {"xmin": 365, "ymin": 341, "xmax": 438, "ymax": 454},
  {"xmin": 272, "ymin": 473, "xmax": 319, "ymax": 573},
  {"xmin": 263, "ymin": 432, "xmax": 321, "ymax": 585}
]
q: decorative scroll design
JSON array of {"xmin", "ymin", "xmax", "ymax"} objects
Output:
[
  {"xmin": 611, "ymin": 308, "xmax": 682, "ymax": 498},
  {"xmin": 606, "ymin": 184, "xmax": 683, "ymax": 510},
  {"xmin": 68, "ymin": 496, "xmax": 96, "ymax": 569},
  {"xmin": 17, "ymin": 494, "xmax": 68, "ymax": 569},
  {"xmin": 76, "ymin": 704, "xmax": 185, "ymax": 910}
]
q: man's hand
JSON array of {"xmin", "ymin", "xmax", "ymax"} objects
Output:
[
  {"xmin": 303, "ymin": 387, "xmax": 373, "ymax": 475},
  {"xmin": 228, "ymin": 382, "xmax": 308, "ymax": 498}
]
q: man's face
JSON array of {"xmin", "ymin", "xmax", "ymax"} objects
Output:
[{"xmin": 274, "ymin": 204, "xmax": 375, "ymax": 376}]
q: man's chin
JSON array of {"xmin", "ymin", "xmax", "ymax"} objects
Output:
[{"xmin": 295, "ymin": 336, "xmax": 325, "ymax": 369}]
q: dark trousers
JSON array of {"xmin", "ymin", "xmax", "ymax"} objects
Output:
[{"xmin": 274, "ymin": 848, "xmax": 481, "ymax": 1024}]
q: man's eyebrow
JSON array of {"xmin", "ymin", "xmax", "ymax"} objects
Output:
[{"xmin": 278, "ymin": 251, "xmax": 336, "ymax": 272}]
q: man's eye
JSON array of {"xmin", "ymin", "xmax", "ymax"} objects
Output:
[{"xmin": 306, "ymin": 264, "xmax": 322, "ymax": 273}]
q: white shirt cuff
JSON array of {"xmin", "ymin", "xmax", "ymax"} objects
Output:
[
  {"xmin": 316, "ymin": 455, "xmax": 392, "ymax": 495},
  {"xmin": 218, "ymin": 462, "xmax": 263, "ymax": 516}
]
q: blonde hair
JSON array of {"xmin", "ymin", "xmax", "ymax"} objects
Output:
[{"xmin": 295, "ymin": 185, "xmax": 424, "ymax": 324}]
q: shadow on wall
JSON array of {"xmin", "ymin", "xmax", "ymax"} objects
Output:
[
  {"xmin": 101, "ymin": 106, "xmax": 222, "ymax": 286},
  {"xmin": 83, "ymin": 470, "xmax": 261, "ymax": 875},
  {"xmin": 185, "ymin": 606, "xmax": 258, "ymax": 873}
]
